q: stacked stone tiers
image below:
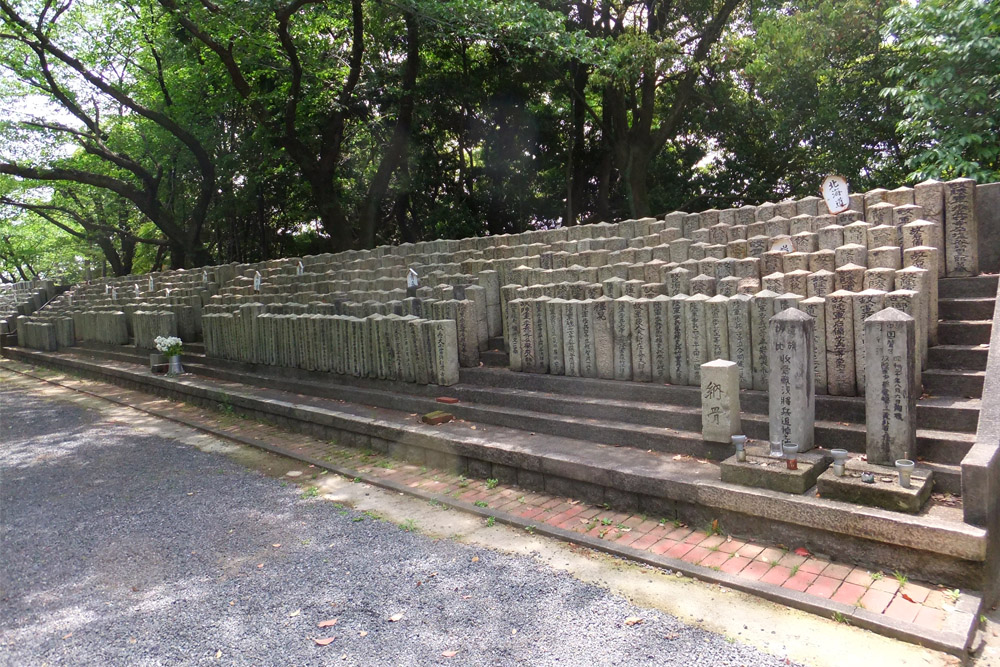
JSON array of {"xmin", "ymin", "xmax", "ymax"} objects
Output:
[{"xmin": 18, "ymin": 178, "xmax": 986, "ymax": 394}]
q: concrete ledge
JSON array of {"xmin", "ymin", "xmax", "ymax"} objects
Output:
[
  {"xmin": 721, "ymin": 445, "xmax": 831, "ymax": 494},
  {"xmin": 1, "ymin": 360, "xmax": 981, "ymax": 658},
  {"xmin": 1, "ymin": 348, "xmax": 989, "ymax": 571},
  {"xmin": 817, "ymin": 463, "xmax": 934, "ymax": 514}
]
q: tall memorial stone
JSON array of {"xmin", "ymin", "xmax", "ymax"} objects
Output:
[
  {"xmin": 612, "ymin": 297, "xmax": 634, "ymax": 381},
  {"xmin": 684, "ymin": 294, "xmax": 710, "ymax": 385},
  {"xmin": 705, "ymin": 295, "xmax": 730, "ymax": 362},
  {"xmin": 799, "ymin": 297, "xmax": 827, "ymax": 394},
  {"xmin": 578, "ymin": 298, "xmax": 598, "ymax": 378},
  {"xmin": 825, "ymin": 290, "xmax": 856, "ymax": 396},
  {"xmin": 749, "ymin": 290, "xmax": 779, "ymax": 391},
  {"xmin": 546, "ymin": 298, "xmax": 566, "ymax": 375},
  {"xmin": 666, "ymin": 295, "xmax": 689, "ymax": 385},
  {"xmin": 943, "ymin": 178, "xmax": 978, "ymax": 276},
  {"xmin": 648, "ymin": 296, "xmax": 670, "ymax": 383},
  {"xmin": 852, "ymin": 289, "xmax": 887, "ymax": 396},
  {"xmin": 769, "ymin": 308, "xmax": 815, "ymax": 451},
  {"xmin": 630, "ymin": 298, "xmax": 652, "ymax": 381},
  {"xmin": 726, "ymin": 293, "xmax": 753, "ymax": 389},
  {"xmin": 592, "ymin": 297, "xmax": 615, "ymax": 380},
  {"xmin": 701, "ymin": 360, "xmax": 742, "ymax": 443},
  {"xmin": 865, "ymin": 308, "xmax": 917, "ymax": 465},
  {"xmin": 507, "ymin": 298, "xmax": 523, "ymax": 371}
]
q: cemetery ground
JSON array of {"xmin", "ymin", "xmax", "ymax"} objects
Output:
[{"xmin": 3, "ymin": 362, "xmax": 998, "ymax": 666}]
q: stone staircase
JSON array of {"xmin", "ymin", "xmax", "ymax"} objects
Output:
[{"xmin": 923, "ymin": 275, "xmax": 996, "ymax": 399}]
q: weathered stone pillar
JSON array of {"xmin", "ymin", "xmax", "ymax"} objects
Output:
[
  {"xmin": 825, "ymin": 290, "xmax": 857, "ymax": 396},
  {"xmin": 769, "ymin": 308, "xmax": 815, "ymax": 451},
  {"xmin": 701, "ymin": 360, "xmax": 742, "ymax": 443},
  {"xmin": 666, "ymin": 294, "xmax": 689, "ymax": 385},
  {"xmin": 865, "ymin": 308, "xmax": 917, "ymax": 465},
  {"xmin": 726, "ymin": 293, "xmax": 753, "ymax": 389},
  {"xmin": 685, "ymin": 294, "xmax": 710, "ymax": 385},
  {"xmin": 799, "ymin": 297, "xmax": 827, "ymax": 395},
  {"xmin": 943, "ymin": 178, "xmax": 978, "ymax": 277},
  {"xmin": 852, "ymin": 289, "xmax": 887, "ymax": 396},
  {"xmin": 612, "ymin": 297, "xmax": 633, "ymax": 381},
  {"xmin": 749, "ymin": 290, "xmax": 779, "ymax": 391}
]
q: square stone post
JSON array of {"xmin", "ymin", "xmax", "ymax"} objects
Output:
[
  {"xmin": 799, "ymin": 297, "xmax": 827, "ymax": 395},
  {"xmin": 685, "ymin": 294, "xmax": 710, "ymax": 385},
  {"xmin": 852, "ymin": 289, "xmax": 887, "ymax": 396},
  {"xmin": 825, "ymin": 290, "xmax": 857, "ymax": 396},
  {"xmin": 726, "ymin": 293, "xmax": 753, "ymax": 389},
  {"xmin": 865, "ymin": 308, "xmax": 917, "ymax": 465},
  {"xmin": 666, "ymin": 294, "xmax": 689, "ymax": 385},
  {"xmin": 701, "ymin": 360, "xmax": 742, "ymax": 443},
  {"xmin": 749, "ymin": 289, "xmax": 779, "ymax": 390},
  {"xmin": 612, "ymin": 297, "xmax": 634, "ymax": 381},
  {"xmin": 944, "ymin": 178, "xmax": 978, "ymax": 276},
  {"xmin": 769, "ymin": 308, "xmax": 816, "ymax": 451},
  {"xmin": 592, "ymin": 297, "xmax": 615, "ymax": 380}
]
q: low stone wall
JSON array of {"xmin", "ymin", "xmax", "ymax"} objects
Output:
[
  {"xmin": 72, "ymin": 311, "xmax": 128, "ymax": 345},
  {"xmin": 202, "ymin": 311, "xmax": 460, "ymax": 386},
  {"xmin": 132, "ymin": 310, "xmax": 178, "ymax": 350}
]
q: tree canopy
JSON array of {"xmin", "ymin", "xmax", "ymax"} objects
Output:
[{"xmin": 1, "ymin": 0, "xmax": 997, "ymax": 279}]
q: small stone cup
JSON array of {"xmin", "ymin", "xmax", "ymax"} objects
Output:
[
  {"xmin": 831, "ymin": 449, "xmax": 849, "ymax": 477},
  {"xmin": 782, "ymin": 442, "xmax": 799, "ymax": 471},
  {"xmin": 732, "ymin": 434, "xmax": 748, "ymax": 462},
  {"xmin": 896, "ymin": 459, "xmax": 915, "ymax": 489}
]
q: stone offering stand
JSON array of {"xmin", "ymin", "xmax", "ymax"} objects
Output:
[{"xmin": 4, "ymin": 178, "xmax": 999, "ymax": 653}]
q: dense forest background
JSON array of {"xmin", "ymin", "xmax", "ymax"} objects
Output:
[{"xmin": 1, "ymin": 0, "xmax": 998, "ymax": 281}]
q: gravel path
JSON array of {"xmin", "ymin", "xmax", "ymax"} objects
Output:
[{"xmin": 1, "ymin": 385, "xmax": 802, "ymax": 666}]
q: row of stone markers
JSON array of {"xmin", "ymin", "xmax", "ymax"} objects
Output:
[
  {"xmin": 202, "ymin": 310, "xmax": 461, "ymax": 386},
  {"xmin": 503, "ymin": 281, "xmax": 927, "ymax": 397},
  {"xmin": 132, "ymin": 311, "xmax": 179, "ymax": 350},
  {"xmin": 703, "ymin": 306, "xmax": 921, "ymax": 503}
]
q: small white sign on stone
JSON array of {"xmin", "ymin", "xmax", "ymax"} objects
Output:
[
  {"xmin": 297, "ymin": 261, "xmax": 304, "ymax": 276},
  {"xmin": 407, "ymin": 268, "xmax": 419, "ymax": 289},
  {"xmin": 821, "ymin": 175, "xmax": 851, "ymax": 214},
  {"xmin": 253, "ymin": 271, "xmax": 262, "ymax": 292},
  {"xmin": 769, "ymin": 239, "xmax": 795, "ymax": 253}
]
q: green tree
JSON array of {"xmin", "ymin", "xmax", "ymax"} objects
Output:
[{"xmin": 883, "ymin": 0, "xmax": 1000, "ymax": 181}]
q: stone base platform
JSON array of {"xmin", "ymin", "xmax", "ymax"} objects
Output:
[
  {"xmin": 0, "ymin": 344, "xmax": 989, "ymax": 596},
  {"xmin": 720, "ymin": 444, "xmax": 832, "ymax": 494},
  {"xmin": 818, "ymin": 462, "xmax": 934, "ymax": 514}
]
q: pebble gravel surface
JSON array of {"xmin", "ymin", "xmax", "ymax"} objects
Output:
[{"xmin": 1, "ymin": 386, "xmax": 803, "ymax": 666}]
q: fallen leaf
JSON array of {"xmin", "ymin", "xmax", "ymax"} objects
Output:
[
  {"xmin": 471, "ymin": 556, "xmax": 479, "ymax": 563},
  {"xmin": 257, "ymin": 563, "xmax": 264, "ymax": 569},
  {"xmin": 313, "ymin": 637, "xmax": 336, "ymax": 646},
  {"xmin": 794, "ymin": 547, "xmax": 810, "ymax": 557},
  {"xmin": 359, "ymin": 631, "xmax": 368, "ymax": 637},
  {"xmin": 318, "ymin": 619, "xmax": 338, "ymax": 628},
  {"xmin": 215, "ymin": 650, "xmax": 222, "ymax": 659},
  {"xmin": 289, "ymin": 609, "xmax": 301, "ymax": 618},
  {"xmin": 511, "ymin": 629, "xmax": 518, "ymax": 635},
  {"xmin": 624, "ymin": 617, "xmax": 643, "ymax": 626},
  {"xmin": 389, "ymin": 613, "xmax": 404, "ymax": 622},
  {"xmin": 62, "ymin": 632, "xmax": 73, "ymax": 640},
  {"xmin": 272, "ymin": 543, "xmax": 281, "ymax": 548},
  {"xmin": 901, "ymin": 593, "xmax": 916, "ymax": 603},
  {"xmin": 442, "ymin": 650, "xmax": 459, "ymax": 658}
]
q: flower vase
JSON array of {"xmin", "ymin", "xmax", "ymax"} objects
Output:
[{"xmin": 168, "ymin": 355, "xmax": 184, "ymax": 375}]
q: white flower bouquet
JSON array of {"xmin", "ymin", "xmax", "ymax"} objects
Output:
[{"xmin": 154, "ymin": 335, "xmax": 183, "ymax": 357}]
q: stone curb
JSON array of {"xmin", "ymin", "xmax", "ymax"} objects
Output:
[
  {"xmin": 3, "ymin": 362, "xmax": 980, "ymax": 657},
  {"xmin": 8, "ymin": 346, "xmax": 988, "ymax": 562}
]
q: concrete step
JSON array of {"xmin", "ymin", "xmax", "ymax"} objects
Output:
[
  {"xmin": 939, "ymin": 298, "xmax": 996, "ymax": 321},
  {"xmin": 922, "ymin": 368, "xmax": 985, "ymax": 399},
  {"xmin": 479, "ymin": 350, "xmax": 509, "ymax": 367},
  {"xmin": 3, "ymin": 344, "xmax": 989, "ymax": 594},
  {"xmin": 937, "ymin": 320, "xmax": 992, "ymax": 345},
  {"xmin": 928, "ymin": 344, "xmax": 989, "ymax": 371},
  {"xmin": 458, "ymin": 367, "xmax": 982, "ymax": 434},
  {"xmin": 938, "ymin": 275, "xmax": 998, "ymax": 299},
  {"xmin": 62, "ymin": 343, "xmax": 977, "ymax": 475}
]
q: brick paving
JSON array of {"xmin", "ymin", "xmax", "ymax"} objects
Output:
[{"xmin": 5, "ymin": 363, "xmax": 973, "ymax": 635}]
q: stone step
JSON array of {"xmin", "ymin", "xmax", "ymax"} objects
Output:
[
  {"xmin": 928, "ymin": 344, "xmax": 989, "ymax": 371},
  {"xmin": 939, "ymin": 297, "xmax": 996, "ymax": 321},
  {"xmin": 937, "ymin": 320, "xmax": 993, "ymax": 345},
  {"xmin": 61, "ymin": 343, "xmax": 977, "ymax": 476},
  {"xmin": 458, "ymin": 368, "xmax": 982, "ymax": 434},
  {"xmin": 479, "ymin": 350, "xmax": 509, "ymax": 367},
  {"xmin": 938, "ymin": 275, "xmax": 998, "ymax": 299},
  {"xmin": 922, "ymin": 368, "xmax": 985, "ymax": 399},
  {"xmin": 3, "ymin": 344, "xmax": 989, "ymax": 594}
]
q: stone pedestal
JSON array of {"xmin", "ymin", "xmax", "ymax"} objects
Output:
[
  {"xmin": 769, "ymin": 308, "xmax": 815, "ymax": 451},
  {"xmin": 701, "ymin": 360, "xmax": 741, "ymax": 443},
  {"xmin": 865, "ymin": 308, "xmax": 917, "ymax": 465}
]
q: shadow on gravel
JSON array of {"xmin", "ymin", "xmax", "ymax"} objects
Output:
[{"xmin": 1, "ymin": 387, "xmax": 800, "ymax": 667}]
